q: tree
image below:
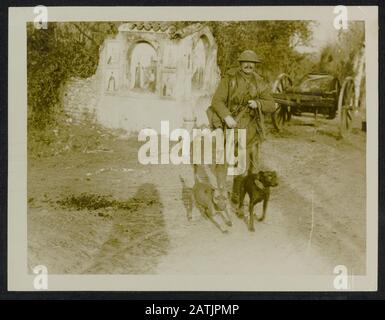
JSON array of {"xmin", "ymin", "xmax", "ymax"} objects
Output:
[
  {"xmin": 207, "ymin": 21, "xmax": 314, "ymax": 82},
  {"xmin": 318, "ymin": 21, "xmax": 365, "ymax": 82},
  {"xmin": 27, "ymin": 22, "xmax": 120, "ymax": 129}
]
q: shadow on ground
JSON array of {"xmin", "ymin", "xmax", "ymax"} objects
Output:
[{"xmin": 57, "ymin": 183, "xmax": 170, "ymax": 274}]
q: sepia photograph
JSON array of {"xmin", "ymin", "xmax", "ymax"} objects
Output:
[{"xmin": 7, "ymin": 6, "xmax": 378, "ymax": 291}]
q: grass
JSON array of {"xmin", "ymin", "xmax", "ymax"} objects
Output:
[{"xmin": 57, "ymin": 192, "xmax": 159, "ymax": 211}]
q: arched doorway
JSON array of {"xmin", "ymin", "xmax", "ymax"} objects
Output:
[
  {"xmin": 129, "ymin": 42, "xmax": 158, "ymax": 93},
  {"xmin": 191, "ymin": 36, "xmax": 209, "ymax": 90}
]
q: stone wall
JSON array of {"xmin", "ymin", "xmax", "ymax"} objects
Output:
[{"xmin": 62, "ymin": 75, "xmax": 100, "ymax": 121}]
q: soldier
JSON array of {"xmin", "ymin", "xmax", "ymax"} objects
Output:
[{"xmin": 207, "ymin": 50, "xmax": 275, "ymax": 206}]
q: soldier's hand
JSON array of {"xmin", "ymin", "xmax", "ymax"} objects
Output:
[
  {"xmin": 248, "ymin": 100, "xmax": 258, "ymax": 109},
  {"xmin": 224, "ymin": 115, "xmax": 237, "ymax": 128}
]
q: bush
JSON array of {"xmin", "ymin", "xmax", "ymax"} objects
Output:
[
  {"xmin": 27, "ymin": 22, "xmax": 119, "ymax": 130},
  {"xmin": 28, "ymin": 110, "xmax": 116, "ymax": 158},
  {"xmin": 318, "ymin": 21, "xmax": 365, "ymax": 82}
]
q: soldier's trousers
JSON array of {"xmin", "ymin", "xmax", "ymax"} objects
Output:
[
  {"xmin": 231, "ymin": 141, "xmax": 260, "ymax": 202},
  {"xmin": 213, "ymin": 141, "xmax": 261, "ymax": 202}
]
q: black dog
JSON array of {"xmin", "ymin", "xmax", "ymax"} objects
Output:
[{"xmin": 237, "ymin": 171, "xmax": 278, "ymax": 232}]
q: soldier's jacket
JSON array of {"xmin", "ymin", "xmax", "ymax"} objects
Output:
[{"xmin": 207, "ymin": 67, "xmax": 276, "ymax": 134}]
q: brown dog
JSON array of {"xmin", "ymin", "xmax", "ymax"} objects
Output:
[
  {"xmin": 237, "ymin": 171, "xmax": 278, "ymax": 232},
  {"xmin": 193, "ymin": 182, "xmax": 232, "ymax": 233}
]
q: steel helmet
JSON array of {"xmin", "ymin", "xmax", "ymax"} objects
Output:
[{"xmin": 238, "ymin": 50, "xmax": 261, "ymax": 63}]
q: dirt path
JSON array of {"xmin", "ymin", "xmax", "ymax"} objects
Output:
[
  {"xmin": 28, "ymin": 116, "xmax": 366, "ymax": 276},
  {"xmin": 149, "ymin": 118, "xmax": 366, "ymax": 275}
]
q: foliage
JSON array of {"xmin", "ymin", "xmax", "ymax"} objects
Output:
[
  {"xmin": 318, "ymin": 21, "xmax": 365, "ymax": 82},
  {"xmin": 207, "ymin": 21, "xmax": 315, "ymax": 82},
  {"xmin": 27, "ymin": 22, "xmax": 120, "ymax": 129},
  {"xmin": 27, "ymin": 109, "xmax": 117, "ymax": 158}
]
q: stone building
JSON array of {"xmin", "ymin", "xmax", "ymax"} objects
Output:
[
  {"xmin": 62, "ymin": 22, "xmax": 218, "ymax": 132},
  {"xmin": 99, "ymin": 22, "xmax": 219, "ymax": 100},
  {"xmin": 63, "ymin": 22, "xmax": 220, "ymax": 132}
]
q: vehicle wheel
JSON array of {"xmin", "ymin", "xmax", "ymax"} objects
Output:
[
  {"xmin": 338, "ymin": 77, "xmax": 355, "ymax": 138},
  {"xmin": 272, "ymin": 105, "xmax": 291, "ymax": 130},
  {"xmin": 271, "ymin": 73, "xmax": 293, "ymax": 131}
]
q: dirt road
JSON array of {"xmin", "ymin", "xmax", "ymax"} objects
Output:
[{"xmin": 28, "ymin": 115, "xmax": 366, "ymax": 276}]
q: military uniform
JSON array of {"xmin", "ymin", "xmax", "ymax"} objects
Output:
[{"xmin": 207, "ymin": 52, "xmax": 275, "ymax": 202}]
